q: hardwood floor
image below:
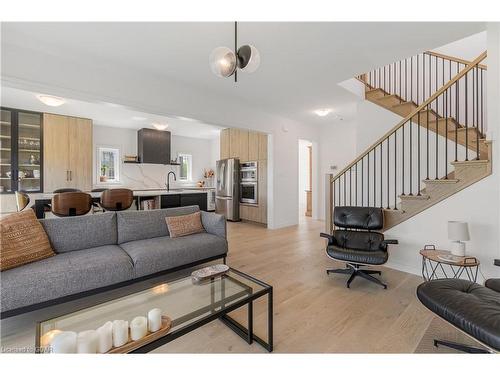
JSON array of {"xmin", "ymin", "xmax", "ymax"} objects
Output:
[{"xmin": 153, "ymin": 218, "xmax": 439, "ymax": 353}]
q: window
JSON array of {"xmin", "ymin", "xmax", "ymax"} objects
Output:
[
  {"xmin": 178, "ymin": 153, "xmax": 192, "ymax": 181},
  {"xmin": 97, "ymin": 147, "xmax": 120, "ymax": 183}
]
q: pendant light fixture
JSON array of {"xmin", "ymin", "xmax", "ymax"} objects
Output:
[{"xmin": 209, "ymin": 22, "xmax": 260, "ymax": 82}]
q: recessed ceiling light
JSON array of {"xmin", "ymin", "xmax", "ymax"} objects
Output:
[
  {"xmin": 132, "ymin": 116, "xmax": 147, "ymax": 121},
  {"xmin": 314, "ymin": 108, "xmax": 333, "ymax": 117},
  {"xmin": 36, "ymin": 94, "xmax": 66, "ymax": 107},
  {"xmin": 152, "ymin": 123, "xmax": 168, "ymax": 131}
]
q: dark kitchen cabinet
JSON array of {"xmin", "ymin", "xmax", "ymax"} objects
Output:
[
  {"xmin": 0, "ymin": 107, "xmax": 43, "ymax": 194},
  {"xmin": 161, "ymin": 193, "xmax": 207, "ymax": 211},
  {"xmin": 138, "ymin": 128, "xmax": 171, "ymax": 164}
]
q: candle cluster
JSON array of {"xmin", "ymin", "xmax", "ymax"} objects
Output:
[{"xmin": 42, "ymin": 308, "xmax": 164, "ymax": 354}]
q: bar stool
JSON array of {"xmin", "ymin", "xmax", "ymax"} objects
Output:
[
  {"xmin": 53, "ymin": 188, "xmax": 82, "ymax": 193},
  {"xmin": 51, "ymin": 192, "xmax": 92, "ymax": 217},
  {"xmin": 15, "ymin": 191, "xmax": 51, "ymax": 213},
  {"xmin": 100, "ymin": 189, "xmax": 134, "ymax": 211},
  {"xmin": 91, "ymin": 188, "xmax": 107, "ymax": 213}
]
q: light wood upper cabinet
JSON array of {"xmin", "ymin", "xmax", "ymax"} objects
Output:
[
  {"xmin": 258, "ymin": 159, "xmax": 268, "ymax": 223},
  {"xmin": 68, "ymin": 117, "xmax": 92, "ymax": 191},
  {"xmin": 220, "ymin": 129, "xmax": 230, "ymax": 159},
  {"xmin": 248, "ymin": 131, "xmax": 259, "ymax": 161},
  {"xmin": 43, "ymin": 114, "xmax": 70, "ymax": 192},
  {"xmin": 43, "ymin": 113, "xmax": 92, "ymax": 192},
  {"xmin": 229, "ymin": 128, "xmax": 239, "ymax": 158},
  {"xmin": 238, "ymin": 129, "xmax": 249, "ymax": 162},
  {"xmin": 258, "ymin": 132, "xmax": 268, "ymax": 160}
]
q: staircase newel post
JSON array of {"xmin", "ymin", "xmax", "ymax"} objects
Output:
[{"xmin": 325, "ymin": 173, "xmax": 333, "ymax": 234}]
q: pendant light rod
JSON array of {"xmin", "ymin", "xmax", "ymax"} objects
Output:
[{"xmin": 234, "ymin": 21, "xmax": 238, "ymax": 83}]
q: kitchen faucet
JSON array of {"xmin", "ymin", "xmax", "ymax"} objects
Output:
[{"xmin": 166, "ymin": 171, "xmax": 177, "ymax": 191}]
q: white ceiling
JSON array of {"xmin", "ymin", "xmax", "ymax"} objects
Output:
[
  {"xmin": 1, "ymin": 22, "xmax": 486, "ymax": 128},
  {"xmin": 0, "ymin": 86, "xmax": 223, "ymax": 139}
]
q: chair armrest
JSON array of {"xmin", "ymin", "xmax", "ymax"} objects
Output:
[
  {"xmin": 201, "ymin": 211, "xmax": 226, "ymax": 238},
  {"xmin": 320, "ymin": 232, "xmax": 335, "ymax": 245},
  {"xmin": 485, "ymin": 278, "xmax": 500, "ymax": 293},
  {"xmin": 382, "ymin": 239, "xmax": 399, "ymax": 245}
]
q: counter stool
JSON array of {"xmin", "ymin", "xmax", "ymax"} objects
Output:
[
  {"xmin": 100, "ymin": 188, "xmax": 134, "ymax": 211},
  {"xmin": 51, "ymin": 192, "xmax": 92, "ymax": 217}
]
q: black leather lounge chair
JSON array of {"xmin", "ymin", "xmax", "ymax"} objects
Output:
[
  {"xmin": 417, "ymin": 263, "xmax": 500, "ymax": 353},
  {"xmin": 320, "ymin": 206, "xmax": 398, "ymax": 289}
]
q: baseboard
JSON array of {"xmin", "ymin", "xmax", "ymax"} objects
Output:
[{"xmin": 384, "ymin": 259, "xmax": 421, "ymax": 277}]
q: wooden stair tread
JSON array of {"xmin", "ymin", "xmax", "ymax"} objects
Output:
[
  {"xmin": 399, "ymin": 194, "xmax": 430, "ymax": 200},
  {"xmin": 451, "ymin": 159, "xmax": 490, "ymax": 165},
  {"xmin": 423, "ymin": 178, "xmax": 459, "ymax": 184},
  {"xmin": 392, "ymin": 101, "xmax": 416, "ymax": 108}
]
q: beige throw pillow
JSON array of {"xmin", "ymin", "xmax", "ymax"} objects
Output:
[
  {"xmin": 0, "ymin": 209, "xmax": 55, "ymax": 271},
  {"xmin": 165, "ymin": 211, "xmax": 205, "ymax": 238}
]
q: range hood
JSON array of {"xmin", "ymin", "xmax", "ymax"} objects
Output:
[{"xmin": 137, "ymin": 128, "xmax": 171, "ymax": 164}]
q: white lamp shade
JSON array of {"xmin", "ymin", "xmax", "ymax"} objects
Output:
[
  {"xmin": 209, "ymin": 47, "xmax": 237, "ymax": 77},
  {"xmin": 239, "ymin": 45, "xmax": 260, "ymax": 73},
  {"xmin": 448, "ymin": 221, "xmax": 470, "ymax": 241}
]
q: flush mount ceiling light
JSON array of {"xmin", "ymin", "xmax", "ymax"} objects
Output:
[
  {"xmin": 209, "ymin": 22, "xmax": 260, "ymax": 82},
  {"xmin": 314, "ymin": 108, "xmax": 333, "ymax": 117},
  {"xmin": 152, "ymin": 123, "xmax": 168, "ymax": 131},
  {"xmin": 36, "ymin": 94, "xmax": 66, "ymax": 107}
]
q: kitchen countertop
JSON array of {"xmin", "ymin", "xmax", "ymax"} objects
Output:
[{"xmin": 38, "ymin": 189, "xmax": 208, "ymax": 199}]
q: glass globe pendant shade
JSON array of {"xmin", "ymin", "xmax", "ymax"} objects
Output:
[
  {"xmin": 209, "ymin": 47, "xmax": 237, "ymax": 78},
  {"xmin": 237, "ymin": 45, "xmax": 260, "ymax": 73}
]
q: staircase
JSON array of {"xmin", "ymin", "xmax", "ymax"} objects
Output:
[{"xmin": 326, "ymin": 51, "xmax": 491, "ymax": 232}]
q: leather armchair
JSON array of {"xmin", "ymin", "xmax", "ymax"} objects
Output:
[
  {"xmin": 417, "ymin": 259, "xmax": 500, "ymax": 353},
  {"xmin": 321, "ymin": 206, "xmax": 398, "ymax": 289}
]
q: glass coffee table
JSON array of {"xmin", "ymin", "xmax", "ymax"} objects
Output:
[{"xmin": 36, "ymin": 268, "xmax": 273, "ymax": 353}]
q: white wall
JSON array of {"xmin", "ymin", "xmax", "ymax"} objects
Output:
[
  {"xmin": 93, "ymin": 125, "xmax": 217, "ymax": 189},
  {"xmin": 298, "ymin": 139, "xmax": 312, "ymax": 216},
  {"xmin": 318, "ymin": 120, "xmax": 357, "ymax": 220}
]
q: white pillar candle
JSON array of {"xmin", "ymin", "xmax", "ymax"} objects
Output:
[
  {"xmin": 147, "ymin": 308, "xmax": 162, "ymax": 333},
  {"xmin": 112, "ymin": 320, "xmax": 129, "ymax": 347},
  {"xmin": 130, "ymin": 316, "xmax": 148, "ymax": 341},
  {"xmin": 96, "ymin": 321, "xmax": 113, "ymax": 353},
  {"xmin": 40, "ymin": 329, "xmax": 62, "ymax": 348},
  {"xmin": 77, "ymin": 330, "xmax": 98, "ymax": 353},
  {"xmin": 50, "ymin": 331, "xmax": 77, "ymax": 353}
]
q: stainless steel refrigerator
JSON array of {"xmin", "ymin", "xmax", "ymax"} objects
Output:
[{"xmin": 215, "ymin": 158, "xmax": 240, "ymax": 221}]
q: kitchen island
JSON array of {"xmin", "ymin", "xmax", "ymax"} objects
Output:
[{"xmin": 33, "ymin": 189, "xmax": 210, "ymax": 218}]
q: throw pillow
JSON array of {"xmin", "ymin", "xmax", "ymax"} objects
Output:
[
  {"xmin": 0, "ymin": 209, "xmax": 55, "ymax": 271},
  {"xmin": 165, "ymin": 211, "xmax": 205, "ymax": 238}
]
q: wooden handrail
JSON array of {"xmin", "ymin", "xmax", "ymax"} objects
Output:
[
  {"xmin": 332, "ymin": 51, "xmax": 487, "ymax": 182},
  {"xmin": 424, "ymin": 50, "xmax": 487, "ymax": 70}
]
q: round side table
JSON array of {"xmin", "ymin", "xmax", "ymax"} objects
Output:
[{"xmin": 420, "ymin": 245, "xmax": 480, "ymax": 282}]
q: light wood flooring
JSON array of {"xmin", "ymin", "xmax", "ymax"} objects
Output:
[{"xmin": 153, "ymin": 218, "xmax": 467, "ymax": 353}]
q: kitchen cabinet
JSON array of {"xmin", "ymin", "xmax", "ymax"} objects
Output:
[
  {"xmin": 0, "ymin": 108, "xmax": 43, "ymax": 194},
  {"xmin": 220, "ymin": 129, "xmax": 230, "ymax": 159},
  {"xmin": 43, "ymin": 113, "xmax": 92, "ymax": 192},
  {"xmin": 248, "ymin": 131, "xmax": 259, "ymax": 161},
  {"xmin": 161, "ymin": 192, "xmax": 207, "ymax": 211},
  {"xmin": 258, "ymin": 132, "xmax": 268, "ymax": 160}
]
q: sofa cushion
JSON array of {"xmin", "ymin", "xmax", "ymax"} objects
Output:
[
  {"xmin": 165, "ymin": 211, "xmax": 205, "ymax": 238},
  {"xmin": 116, "ymin": 206, "xmax": 199, "ymax": 244},
  {"xmin": 0, "ymin": 209, "xmax": 55, "ymax": 271},
  {"xmin": 119, "ymin": 233, "xmax": 227, "ymax": 277},
  {"xmin": 1, "ymin": 245, "xmax": 134, "ymax": 312},
  {"xmin": 40, "ymin": 213, "xmax": 117, "ymax": 253}
]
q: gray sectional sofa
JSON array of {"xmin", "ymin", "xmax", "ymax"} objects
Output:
[{"xmin": 1, "ymin": 206, "xmax": 227, "ymax": 317}]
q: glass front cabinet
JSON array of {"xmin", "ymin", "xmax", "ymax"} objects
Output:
[{"xmin": 0, "ymin": 107, "xmax": 43, "ymax": 194}]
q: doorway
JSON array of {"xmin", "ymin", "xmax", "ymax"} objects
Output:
[{"xmin": 298, "ymin": 139, "xmax": 313, "ymax": 219}]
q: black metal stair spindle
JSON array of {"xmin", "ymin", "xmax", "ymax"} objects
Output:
[
  {"xmin": 455, "ymin": 80, "xmax": 459, "ymax": 162},
  {"xmin": 426, "ymin": 104, "xmax": 430, "ymax": 179},
  {"xmin": 374, "ymin": 145, "xmax": 377, "ymax": 207},
  {"xmin": 394, "ymin": 130, "xmax": 397, "ymax": 209},
  {"xmin": 409, "ymin": 116, "xmax": 413, "ymax": 195},
  {"xmin": 401, "ymin": 122, "xmax": 405, "ymax": 196},
  {"xmin": 349, "ymin": 167, "xmax": 352, "ymax": 205},
  {"xmin": 465, "ymin": 71, "xmax": 469, "ymax": 161},
  {"xmin": 417, "ymin": 53, "xmax": 420, "ymax": 104},
  {"xmin": 475, "ymin": 67, "xmax": 480, "ymax": 160},
  {"xmin": 367, "ymin": 153, "xmax": 370, "ymax": 206},
  {"xmin": 343, "ymin": 173, "xmax": 346, "ymax": 205},
  {"xmin": 423, "ymin": 53, "xmax": 426, "ymax": 102},
  {"xmin": 480, "ymin": 68, "xmax": 484, "ymax": 136},
  {"xmin": 417, "ymin": 110, "xmax": 421, "ymax": 194},
  {"xmin": 435, "ymin": 97, "xmax": 439, "ymax": 179},
  {"xmin": 386, "ymin": 137, "xmax": 390, "ymax": 209},
  {"xmin": 380, "ymin": 143, "xmax": 383, "ymax": 207},
  {"xmin": 411, "ymin": 56, "xmax": 413, "ymax": 103},
  {"xmin": 355, "ymin": 163, "xmax": 358, "ymax": 206},
  {"xmin": 405, "ymin": 58, "xmax": 408, "ymax": 101},
  {"xmin": 361, "ymin": 158, "xmax": 364, "ymax": 206},
  {"xmin": 399, "ymin": 60, "xmax": 402, "ymax": 102},
  {"xmin": 445, "ymin": 88, "xmax": 448, "ymax": 178}
]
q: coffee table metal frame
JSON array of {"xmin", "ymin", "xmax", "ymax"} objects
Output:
[{"xmin": 36, "ymin": 267, "xmax": 273, "ymax": 353}]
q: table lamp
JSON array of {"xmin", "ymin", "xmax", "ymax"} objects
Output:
[{"xmin": 448, "ymin": 221, "xmax": 470, "ymax": 257}]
